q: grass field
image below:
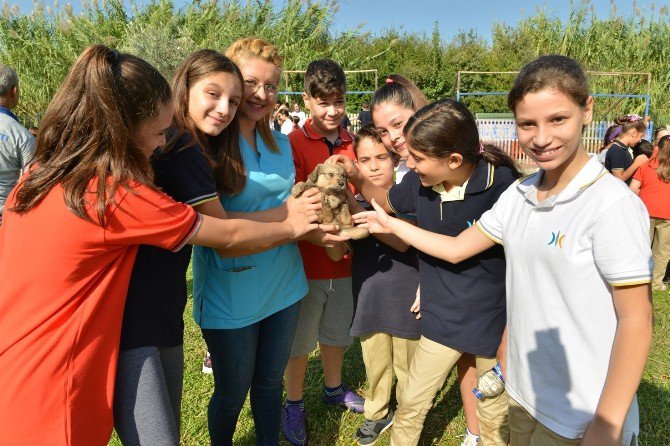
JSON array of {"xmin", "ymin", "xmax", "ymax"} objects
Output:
[{"xmin": 110, "ymin": 270, "xmax": 670, "ymax": 446}]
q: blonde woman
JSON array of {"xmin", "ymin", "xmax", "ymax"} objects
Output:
[{"xmin": 192, "ymin": 38, "xmax": 339, "ymax": 445}]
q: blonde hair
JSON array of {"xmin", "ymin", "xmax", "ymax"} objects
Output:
[{"xmin": 225, "ymin": 37, "xmax": 282, "ymax": 153}]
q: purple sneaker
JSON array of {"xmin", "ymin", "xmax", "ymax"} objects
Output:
[
  {"xmin": 282, "ymin": 403, "xmax": 308, "ymax": 446},
  {"xmin": 322, "ymin": 383, "xmax": 365, "ymax": 413}
]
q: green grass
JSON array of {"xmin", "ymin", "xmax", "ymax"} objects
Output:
[{"xmin": 110, "ymin": 272, "xmax": 670, "ymax": 445}]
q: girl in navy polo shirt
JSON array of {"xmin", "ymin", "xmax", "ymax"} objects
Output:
[
  {"xmin": 332, "ymin": 98, "xmax": 520, "ymax": 446},
  {"xmin": 604, "ymin": 114, "xmax": 648, "ymax": 184},
  {"xmin": 370, "ymin": 75, "xmax": 483, "ymax": 446},
  {"xmin": 357, "ymin": 56, "xmax": 653, "ymax": 446}
]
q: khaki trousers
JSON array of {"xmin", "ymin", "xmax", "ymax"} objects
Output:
[
  {"xmin": 509, "ymin": 397, "xmax": 580, "ymax": 446},
  {"xmin": 360, "ymin": 333, "xmax": 419, "ymax": 420},
  {"xmin": 390, "ymin": 336, "xmax": 509, "ymax": 446},
  {"xmin": 650, "ymin": 218, "xmax": 670, "ymax": 289}
]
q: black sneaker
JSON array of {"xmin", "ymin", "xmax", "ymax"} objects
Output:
[{"xmin": 354, "ymin": 411, "xmax": 393, "ymax": 446}]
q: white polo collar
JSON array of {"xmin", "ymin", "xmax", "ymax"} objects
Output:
[{"xmin": 517, "ymin": 155, "xmax": 607, "ymax": 208}]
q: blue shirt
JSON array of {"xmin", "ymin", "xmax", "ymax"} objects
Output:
[{"xmin": 193, "ymin": 130, "xmax": 308, "ymax": 329}]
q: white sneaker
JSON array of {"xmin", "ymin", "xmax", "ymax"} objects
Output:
[
  {"xmin": 202, "ymin": 352, "xmax": 213, "ymax": 374},
  {"xmin": 459, "ymin": 431, "xmax": 480, "ymax": 446}
]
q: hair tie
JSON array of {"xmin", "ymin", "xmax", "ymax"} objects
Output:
[
  {"xmin": 108, "ymin": 48, "xmax": 120, "ymax": 65},
  {"xmin": 478, "ymin": 142, "xmax": 485, "ymax": 155},
  {"xmin": 385, "ymin": 78, "xmax": 394, "ymax": 84},
  {"xmin": 609, "ymin": 125, "xmax": 623, "ymax": 142},
  {"xmin": 627, "ymin": 114, "xmax": 642, "ymax": 122}
]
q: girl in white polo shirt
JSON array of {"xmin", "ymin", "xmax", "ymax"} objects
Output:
[{"xmin": 355, "ymin": 55, "xmax": 653, "ymax": 446}]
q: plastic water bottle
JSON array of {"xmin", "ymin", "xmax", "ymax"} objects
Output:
[{"xmin": 472, "ymin": 363, "xmax": 505, "ymax": 400}]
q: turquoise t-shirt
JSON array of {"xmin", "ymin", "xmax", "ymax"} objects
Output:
[{"xmin": 193, "ymin": 131, "xmax": 308, "ymax": 329}]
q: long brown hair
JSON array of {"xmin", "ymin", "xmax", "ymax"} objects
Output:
[
  {"xmin": 12, "ymin": 45, "xmax": 171, "ymax": 226},
  {"xmin": 169, "ymin": 49, "xmax": 245, "ymax": 195},
  {"xmin": 404, "ymin": 99, "xmax": 520, "ymax": 176},
  {"xmin": 656, "ymin": 135, "xmax": 670, "ymax": 183}
]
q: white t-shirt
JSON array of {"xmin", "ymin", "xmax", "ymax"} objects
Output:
[
  {"xmin": 395, "ymin": 159, "xmax": 411, "ymax": 184},
  {"xmin": 280, "ymin": 119, "xmax": 294, "ymax": 135},
  {"xmin": 477, "ymin": 155, "xmax": 651, "ymax": 442}
]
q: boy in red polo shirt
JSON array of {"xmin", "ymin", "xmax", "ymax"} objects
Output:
[{"xmin": 283, "ymin": 59, "xmax": 364, "ymax": 446}]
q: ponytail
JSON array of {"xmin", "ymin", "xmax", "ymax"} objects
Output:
[
  {"xmin": 12, "ymin": 45, "xmax": 171, "ymax": 225},
  {"xmin": 480, "ymin": 143, "xmax": 521, "ymax": 178}
]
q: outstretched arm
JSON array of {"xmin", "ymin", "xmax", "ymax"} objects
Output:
[
  {"xmin": 193, "ymin": 188, "xmax": 345, "ymax": 256},
  {"xmin": 353, "ymin": 199, "xmax": 496, "ymax": 263},
  {"xmin": 189, "ymin": 199, "xmax": 323, "ymax": 251},
  {"xmin": 225, "ymin": 188, "xmax": 322, "ymax": 222}
]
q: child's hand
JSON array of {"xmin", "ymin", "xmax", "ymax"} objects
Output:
[
  {"xmin": 352, "ymin": 199, "xmax": 395, "ymax": 234},
  {"xmin": 325, "ymin": 154, "xmax": 359, "ymax": 179},
  {"xmin": 580, "ymin": 418, "xmax": 621, "ymax": 446},
  {"xmin": 632, "ymin": 154, "xmax": 649, "ymax": 168},
  {"xmin": 299, "ymin": 224, "xmax": 350, "ymax": 247},
  {"xmin": 411, "ymin": 286, "xmax": 421, "ymax": 319}
]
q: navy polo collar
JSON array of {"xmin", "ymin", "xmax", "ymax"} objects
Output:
[
  {"xmin": 463, "ymin": 158, "xmax": 496, "ymax": 195},
  {"xmin": 0, "ymin": 106, "xmax": 19, "ymax": 123},
  {"xmin": 431, "ymin": 158, "xmax": 495, "ymax": 203}
]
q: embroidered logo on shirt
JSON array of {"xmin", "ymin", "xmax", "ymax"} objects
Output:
[
  {"xmin": 548, "ymin": 231, "xmax": 565, "ymax": 248},
  {"xmin": 0, "ymin": 134, "xmax": 8, "ymax": 142}
]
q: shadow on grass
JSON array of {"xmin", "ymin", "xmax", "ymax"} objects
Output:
[{"xmin": 638, "ymin": 380, "xmax": 670, "ymax": 445}]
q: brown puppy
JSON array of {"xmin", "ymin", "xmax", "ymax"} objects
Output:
[{"xmin": 292, "ymin": 163, "xmax": 369, "ymax": 239}]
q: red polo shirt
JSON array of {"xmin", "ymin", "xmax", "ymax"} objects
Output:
[
  {"xmin": 0, "ymin": 179, "xmax": 200, "ymax": 445},
  {"xmin": 290, "ymin": 119, "xmax": 355, "ymax": 279},
  {"xmin": 633, "ymin": 157, "xmax": 670, "ymax": 220}
]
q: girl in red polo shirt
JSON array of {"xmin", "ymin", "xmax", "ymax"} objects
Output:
[
  {"xmin": 0, "ymin": 45, "xmax": 321, "ymax": 446},
  {"xmin": 631, "ymin": 135, "xmax": 670, "ymax": 290}
]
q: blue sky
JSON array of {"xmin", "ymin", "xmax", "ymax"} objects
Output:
[{"xmin": 8, "ymin": 0, "xmax": 670, "ymax": 40}]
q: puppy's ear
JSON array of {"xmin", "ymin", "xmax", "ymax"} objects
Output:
[{"xmin": 307, "ymin": 164, "xmax": 322, "ymax": 184}]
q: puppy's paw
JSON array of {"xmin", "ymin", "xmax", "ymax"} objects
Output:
[{"xmin": 291, "ymin": 182, "xmax": 307, "ymax": 198}]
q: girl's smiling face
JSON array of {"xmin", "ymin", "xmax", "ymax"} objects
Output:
[
  {"xmin": 405, "ymin": 143, "xmax": 454, "ymax": 187},
  {"xmin": 372, "ymin": 101, "xmax": 415, "ymax": 158},
  {"xmin": 514, "ymin": 88, "xmax": 593, "ymax": 171},
  {"xmin": 187, "ymin": 72, "xmax": 242, "ymax": 136}
]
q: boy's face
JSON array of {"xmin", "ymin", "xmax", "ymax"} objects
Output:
[
  {"xmin": 355, "ymin": 138, "xmax": 395, "ymax": 189},
  {"xmin": 303, "ymin": 92, "xmax": 345, "ymax": 135}
]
